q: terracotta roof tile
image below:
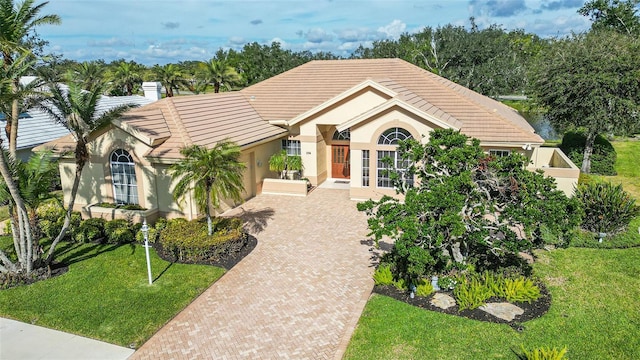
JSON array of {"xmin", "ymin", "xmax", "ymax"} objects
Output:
[{"xmin": 241, "ymin": 58, "xmax": 542, "ymax": 144}]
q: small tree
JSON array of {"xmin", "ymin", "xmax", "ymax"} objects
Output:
[
  {"xmin": 358, "ymin": 129, "xmax": 581, "ymax": 282},
  {"xmin": 529, "ymin": 30, "xmax": 640, "ymax": 173},
  {"xmin": 169, "ymin": 141, "xmax": 246, "ymax": 235}
]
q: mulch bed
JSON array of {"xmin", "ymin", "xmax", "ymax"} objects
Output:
[
  {"xmin": 373, "ymin": 283, "xmax": 552, "ymax": 330},
  {"xmin": 154, "ymin": 234, "xmax": 257, "ymax": 270}
]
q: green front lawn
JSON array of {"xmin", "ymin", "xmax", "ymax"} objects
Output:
[
  {"xmin": 0, "ymin": 240, "xmax": 224, "ymax": 348},
  {"xmin": 594, "ymin": 139, "xmax": 640, "ymax": 199},
  {"xmin": 345, "ymin": 247, "xmax": 640, "ymax": 359}
]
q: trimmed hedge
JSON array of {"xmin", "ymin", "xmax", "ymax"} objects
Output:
[
  {"xmin": 559, "ymin": 131, "xmax": 617, "ymax": 175},
  {"xmin": 158, "ymin": 218, "xmax": 246, "ymax": 263}
]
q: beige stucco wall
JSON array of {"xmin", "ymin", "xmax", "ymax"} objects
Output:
[
  {"xmin": 60, "ymin": 124, "xmax": 284, "ymax": 220},
  {"xmin": 59, "ymin": 126, "xmax": 157, "ymax": 213}
]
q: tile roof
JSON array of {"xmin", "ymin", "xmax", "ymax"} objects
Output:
[
  {"xmin": 40, "ymin": 59, "xmax": 543, "ymax": 160},
  {"xmin": 240, "ymin": 58, "xmax": 543, "ymax": 144}
]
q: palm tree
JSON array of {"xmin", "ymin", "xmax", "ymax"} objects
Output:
[
  {"xmin": 0, "ymin": 0, "xmax": 60, "ymax": 157},
  {"xmin": 198, "ymin": 58, "xmax": 242, "ymax": 93},
  {"xmin": 151, "ymin": 63, "xmax": 188, "ymax": 97},
  {"xmin": 109, "ymin": 60, "xmax": 144, "ymax": 96},
  {"xmin": 169, "ymin": 141, "xmax": 246, "ymax": 235},
  {"xmin": 38, "ymin": 76, "xmax": 137, "ymax": 265},
  {"xmin": 74, "ymin": 60, "xmax": 106, "ymax": 91},
  {"xmin": 0, "ymin": 149, "xmax": 58, "ymax": 273},
  {"xmin": 0, "ymin": 52, "xmax": 46, "ymax": 141}
]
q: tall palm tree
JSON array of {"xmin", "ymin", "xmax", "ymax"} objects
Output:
[
  {"xmin": 0, "ymin": 51, "xmax": 46, "ymax": 141},
  {"xmin": 0, "ymin": 0, "xmax": 60, "ymax": 157},
  {"xmin": 74, "ymin": 60, "xmax": 106, "ymax": 91},
  {"xmin": 169, "ymin": 141, "xmax": 246, "ymax": 235},
  {"xmin": 0, "ymin": 149, "xmax": 58, "ymax": 274},
  {"xmin": 38, "ymin": 77, "xmax": 137, "ymax": 265},
  {"xmin": 151, "ymin": 63, "xmax": 188, "ymax": 97},
  {"xmin": 109, "ymin": 60, "xmax": 144, "ymax": 96},
  {"xmin": 198, "ymin": 58, "xmax": 242, "ymax": 93}
]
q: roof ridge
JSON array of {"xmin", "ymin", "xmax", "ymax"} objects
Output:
[
  {"xmin": 164, "ymin": 98, "xmax": 193, "ymax": 147},
  {"xmin": 397, "ymin": 61, "xmax": 541, "ymax": 142}
]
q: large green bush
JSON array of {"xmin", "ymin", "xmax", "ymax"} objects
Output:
[
  {"xmin": 359, "ymin": 129, "xmax": 582, "ymax": 283},
  {"xmin": 74, "ymin": 218, "xmax": 106, "ymax": 243},
  {"xmin": 560, "ymin": 131, "xmax": 617, "ymax": 175},
  {"xmin": 104, "ymin": 219, "xmax": 136, "ymax": 244},
  {"xmin": 575, "ymin": 182, "xmax": 640, "ymax": 235},
  {"xmin": 158, "ymin": 217, "xmax": 245, "ymax": 263},
  {"xmin": 36, "ymin": 203, "xmax": 81, "ymax": 241}
]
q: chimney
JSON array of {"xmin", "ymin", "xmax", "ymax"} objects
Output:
[{"xmin": 142, "ymin": 82, "xmax": 162, "ymax": 101}]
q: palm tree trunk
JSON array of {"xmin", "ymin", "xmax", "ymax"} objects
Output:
[
  {"xmin": 581, "ymin": 131, "xmax": 597, "ymax": 174},
  {"xmin": 9, "ymin": 95, "xmax": 19, "ymax": 157},
  {"xmin": 206, "ymin": 187, "xmax": 213, "ymax": 236},
  {"xmin": 0, "ymin": 142, "xmax": 34, "ymax": 273},
  {"xmin": 46, "ymin": 146, "xmax": 87, "ymax": 265}
]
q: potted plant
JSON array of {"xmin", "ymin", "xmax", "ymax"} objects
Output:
[{"xmin": 269, "ymin": 150, "xmax": 303, "ymax": 180}]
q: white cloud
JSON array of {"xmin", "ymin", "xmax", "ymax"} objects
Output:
[{"xmin": 377, "ymin": 20, "xmax": 406, "ymax": 40}]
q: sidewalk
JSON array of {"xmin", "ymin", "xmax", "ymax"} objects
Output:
[{"xmin": 0, "ymin": 317, "xmax": 134, "ymax": 360}]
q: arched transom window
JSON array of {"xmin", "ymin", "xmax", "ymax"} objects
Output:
[
  {"xmin": 332, "ymin": 129, "xmax": 350, "ymax": 141},
  {"xmin": 375, "ymin": 127, "xmax": 414, "ymax": 188},
  {"xmin": 377, "ymin": 127, "xmax": 412, "ymax": 145},
  {"xmin": 110, "ymin": 149, "xmax": 138, "ymax": 205}
]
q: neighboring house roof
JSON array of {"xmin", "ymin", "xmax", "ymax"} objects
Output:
[
  {"xmin": 0, "ymin": 84, "xmax": 155, "ymax": 152},
  {"xmin": 40, "ymin": 59, "xmax": 543, "ymax": 158}
]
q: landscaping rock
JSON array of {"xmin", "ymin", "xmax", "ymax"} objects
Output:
[
  {"xmin": 430, "ymin": 293, "xmax": 456, "ymax": 310},
  {"xmin": 479, "ymin": 302, "xmax": 524, "ymax": 322}
]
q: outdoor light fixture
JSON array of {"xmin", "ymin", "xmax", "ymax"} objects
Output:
[
  {"xmin": 521, "ymin": 143, "xmax": 532, "ymax": 151},
  {"xmin": 142, "ymin": 218, "xmax": 153, "ymax": 285}
]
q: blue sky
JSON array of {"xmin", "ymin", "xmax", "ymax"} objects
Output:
[{"xmin": 37, "ymin": 0, "xmax": 593, "ymax": 65}]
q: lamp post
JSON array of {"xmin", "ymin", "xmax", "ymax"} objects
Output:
[{"xmin": 141, "ymin": 219, "xmax": 153, "ymax": 285}]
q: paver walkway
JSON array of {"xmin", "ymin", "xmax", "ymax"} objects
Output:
[{"xmin": 130, "ymin": 188, "xmax": 374, "ymax": 359}]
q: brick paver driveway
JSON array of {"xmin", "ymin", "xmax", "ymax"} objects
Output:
[{"xmin": 131, "ymin": 188, "xmax": 374, "ymax": 359}]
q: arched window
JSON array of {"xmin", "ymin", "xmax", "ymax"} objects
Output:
[
  {"xmin": 332, "ymin": 129, "xmax": 350, "ymax": 141},
  {"xmin": 376, "ymin": 127, "xmax": 413, "ymax": 188},
  {"xmin": 110, "ymin": 149, "xmax": 138, "ymax": 205},
  {"xmin": 377, "ymin": 127, "xmax": 411, "ymax": 145}
]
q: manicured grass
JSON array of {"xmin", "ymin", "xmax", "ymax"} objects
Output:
[
  {"xmin": 0, "ymin": 240, "xmax": 224, "ymax": 348},
  {"xmin": 345, "ymin": 247, "xmax": 640, "ymax": 359},
  {"xmin": 592, "ymin": 139, "xmax": 640, "ymax": 200}
]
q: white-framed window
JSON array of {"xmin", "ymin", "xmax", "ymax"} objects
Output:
[
  {"xmin": 332, "ymin": 129, "xmax": 351, "ymax": 141},
  {"xmin": 362, "ymin": 150, "xmax": 370, "ymax": 187},
  {"xmin": 110, "ymin": 149, "xmax": 138, "ymax": 205},
  {"xmin": 489, "ymin": 149, "xmax": 511, "ymax": 158},
  {"xmin": 281, "ymin": 139, "xmax": 301, "ymax": 156},
  {"xmin": 376, "ymin": 127, "xmax": 414, "ymax": 188},
  {"xmin": 377, "ymin": 150, "xmax": 413, "ymax": 188},
  {"xmin": 378, "ymin": 127, "xmax": 412, "ymax": 145}
]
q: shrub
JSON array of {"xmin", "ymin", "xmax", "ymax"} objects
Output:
[
  {"xmin": 503, "ymin": 277, "xmax": 541, "ymax": 303},
  {"xmin": 437, "ymin": 275, "xmax": 458, "ymax": 291},
  {"xmin": 36, "ymin": 202, "xmax": 66, "ymax": 239},
  {"xmin": 575, "ymin": 182, "xmax": 640, "ymax": 235},
  {"xmin": 393, "ymin": 278, "xmax": 407, "ymax": 291},
  {"xmin": 415, "ymin": 278, "xmax": 433, "ymax": 297},
  {"xmin": 373, "ymin": 264, "xmax": 393, "ymax": 286},
  {"xmin": 453, "ymin": 274, "xmax": 493, "ymax": 311},
  {"xmin": 73, "ymin": 218, "xmax": 106, "ymax": 243},
  {"xmin": 104, "ymin": 219, "xmax": 135, "ymax": 244},
  {"xmin": 560, "ymin": 131, "xmax": 616, "ymax": 175},
  {"xmin": 517, "ymin": 346, "xmax": 567, "ymax": 360},
  {"xmin": 158, "ymin": 217, "xmax": 245, "ymax": 263}
]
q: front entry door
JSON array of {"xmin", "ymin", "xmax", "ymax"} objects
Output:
[{"xmin": 331, "ymin": 145, "xmax": 350, "ymax": 179}]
